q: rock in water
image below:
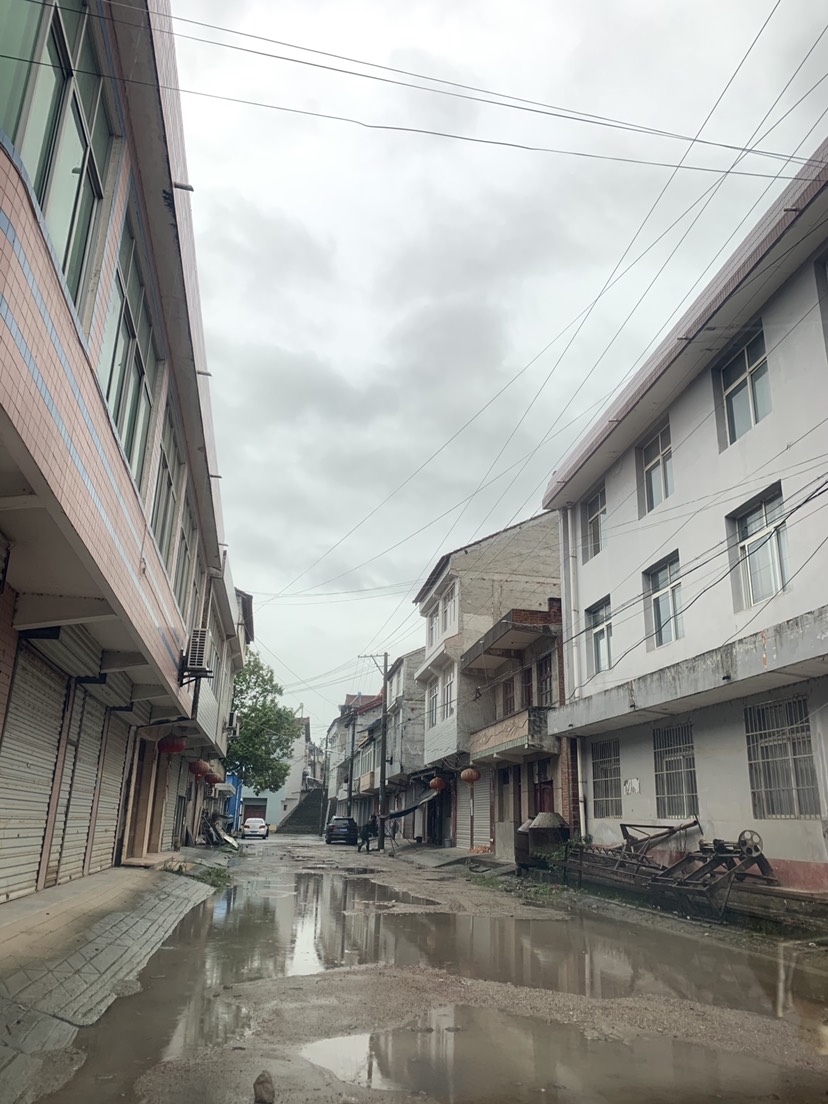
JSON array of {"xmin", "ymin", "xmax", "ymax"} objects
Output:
[{"xmin": 253, "ymin": 1070, "xmax": 275, "ymax": 1104}]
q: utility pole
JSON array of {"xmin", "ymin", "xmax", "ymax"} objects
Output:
[
  {"xmin": 360, "ymin": 652, "xmax": 390, "ymax": 851},
  {"xmin": 378, "ymin": 651, "xmax": 389, "ymax": 851},
  {"xmin": 346, "ymin": 706, "xmax": 357, "ymax": 818}
]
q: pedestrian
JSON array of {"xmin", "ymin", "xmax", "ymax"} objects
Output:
[
  {"xmin": 357, "ymin": 819, "xmax": 372, "ymax": 853},
  {"xmin": 387, "ymin": 816, "xmax": 399, "ymax": 853}
]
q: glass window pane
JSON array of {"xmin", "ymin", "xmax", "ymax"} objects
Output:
[
  {"xmin": 645, "ymin": 463, "xmax": 662, "ymax": 511},
  {"xmin": 44, "ymin": 98, "xmax": 85, "ymax": 264},
  {"xmin": 654, "ymin": 592, "xmax": 673, "ymax": 645},
  {"xmin": 74, "ymin": 30, "xmax": 100, "ymax": 123},
  {"xmin": 119, "ymin": 223, "xmax": 133, "ymax": 279},
  {"xmin": 739, "ymin": 504, "xmax": 764, "ymax": 540},
  {"xmin": 65, "ymin": 165, "xmax": 96, "ymax": 300},
  {"xmin": 137, "ymin": 302, "xmax": 152, "ymax": 362},
  {"xmin": 118, "ymin": 357, "xmax": 140, "ymax": 439},
  {"xmin": 751, "ymin": 360, "xmax": 771, "ymax": 423},
  {"xmin": 126, "ymin": 257, "xmax": 142, "ymax": 321},
  {"xmin": 726, "ymin": 379, "xmax": 752, "ymax": 442},
  {"xmin": 108, "ymin": 315, "xmax": 132, "ymax": 413},
  {"xmin": 0, "ymin": 1, "xmax": 43, "ymax": 141},
  {"xmin": 91, "ymin": 96, "xmax": 111, "ymax": 178},
  {"xmin": 745, "ymin": 536, "xmax": 776, "ymax": 602},
  {"xmin": 642, "ymin": 438, "xmax": 660, "ymax": 466},
  {"xmin": 97, "ymin": 280, "xmax": 124, "ymax": 392},
  {"xmin": 663, "ymin": 451, "xmax": 674, "ymax": 498},
  {"xmin": 722, "ymin": 351, "xmax": 745, "ymax": 391},
  {"xmin": 746, "ymin": 332, "xmax": 765, "ymax": 367},
  {"xmin": 57, "ymin": 0, "xmax": 84, "ymax": 54},
  {"xmin": 19, "ymin": 33, "xmax": 66, "ymax": 199},
  {"xmin": 130, "ymin": 388, "xmax": 152, "ymax": 483}
]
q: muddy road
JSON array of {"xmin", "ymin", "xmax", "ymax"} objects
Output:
[{"xmin": 39, "ymin": 837, "xmax": 828, "ymax": 1103}]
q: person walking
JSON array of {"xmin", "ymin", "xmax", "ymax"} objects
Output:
[
  {"xmin": 357, "ymin": 817, "xmax": 373, "ymax": 853},
  {"xmin": 387, "ymin": 816, "xmax": 400, "ymax": 854}
]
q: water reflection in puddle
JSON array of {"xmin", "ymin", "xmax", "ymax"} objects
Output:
[{"xmin": 302, "ymin": 1004, "xmax": 824, "ymax": 1103}]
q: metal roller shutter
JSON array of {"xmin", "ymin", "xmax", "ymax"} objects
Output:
[
  {"xmin": 455, "ymin": 778, "xmax": 471, "ymax": 849},
  {"xmin": 87, "ymin": 714, "xmax": 129, "ymax": 873},
  {"xmin": 473, "ymin": 768, "xmax": 493, "ymax": 850},
  {"xmin": 57, "ymin": 693, "xmax": 106, "ymax": 884},
  {"xmin": 0, "ymin": 648, "xmax": 68, "ymax": 901},
  {"xmin": 44, "ymin": 688, "xmax": 83, "ymax": 887},
  {"xmin": 161, "ymin": 757, "xmax": 184, "ymax": 852}
]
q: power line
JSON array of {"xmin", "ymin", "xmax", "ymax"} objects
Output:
[{"xmin": 54, "ymin": 0, "xmax": 828, "ymax": 170}]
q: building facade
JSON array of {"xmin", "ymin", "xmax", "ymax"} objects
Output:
[
  {"xmin": 0, "ymin": 0, "xmax": 246, "ymax": 900},
  {"xmin": 240, "ymin": 717, "xmax": 324, "ymax": 828},
  {"xmin": 543, "ymin": 139, "xmax": 828, "ymax": 889},
  {"xmin": 414, "ymin": 516, "xmax": 564, "ymax": 853},
  {"xmin": 326, "ymin": 692, "xmax": 383, "ymax": 823}
]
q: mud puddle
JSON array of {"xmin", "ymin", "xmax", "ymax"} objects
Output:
[{"xmin": 302, "ymin": 1004, "xmax": 826, "ymax": 1102}]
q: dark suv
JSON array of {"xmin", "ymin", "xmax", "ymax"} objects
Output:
[{"xmin": 325, "ymin": 816, "xmax": 358, "ymax": 845}]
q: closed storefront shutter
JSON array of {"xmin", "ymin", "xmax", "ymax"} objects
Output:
[
  {"xmin": 87, "ymin": 714, "xmax": 130, "ymax": 873},
  {"xmin": 473, "ymin": 768, "xmax": 492, "ymax": 850},
  {"xmin": 44, "ymin": 689, "xmax": 83, "ymax": 887},
  {"xmin": 56, "ymin": 692, "xmax": 106, "ymax": 884},
  {"xmin": 0, "ymin": 648, "xmax": 68, "ymax": 901},
  {"xmin": 162, "ymin": 757, "xmax": 185, "ymax": 852},
  {"xmin": 455, "ymin": 778, "xmax": 471, "ymax": 850}
]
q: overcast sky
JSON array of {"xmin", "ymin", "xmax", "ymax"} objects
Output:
[{"xmin": 171, "ymin": 0, "xmax": 828, "ymax": 736}]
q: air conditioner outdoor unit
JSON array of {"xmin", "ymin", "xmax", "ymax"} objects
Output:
[{"xmin": 188, "ymin": 629, "xmax": 209, "ymax": 669}]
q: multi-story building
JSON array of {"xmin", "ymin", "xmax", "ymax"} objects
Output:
[
  {"xmin": 414, "ymin": 516, "xmax": 562, "ymax": 851},
  {"xmin": 543, "ymin": 139, "xmax": 828, "ymax": 889},
  {"xmin": 0, "ymin": 0, "xmax": 246, "ymax": 900},
  {"xmin": 326, "ymin": 692, "xmax": 383, "ymax": 822},
  {"xmin": 384, "ymin": 648, "xmax": 427, "ymax": 837},
  {"xmin": 240, "ymin": 717, "xmax": 324, "ymax": 828}
]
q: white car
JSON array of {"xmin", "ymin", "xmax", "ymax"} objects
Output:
[{"xmin": 241, "ymin": 817, "xmax": 269, "ymax": 839}]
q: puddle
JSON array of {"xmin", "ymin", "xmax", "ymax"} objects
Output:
[
  {"xmin": 40, "ymin": 869, "xmax": 828, "ymax": 1102},
  {"xmin": 302, "ymin": 1004, "xmax": 826, "ymax": 1102}
]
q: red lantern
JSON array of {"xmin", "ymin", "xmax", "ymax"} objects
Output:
[
  {"xmin": 429, "ymin": 777, "xmax": 446, "ymax": 792},
  {"xmin": 158, "ymin": 734, "xmax": 186, "ymax": 755},
  {"xmin": 189, "ymin": 759, "xmax": 210, "ymax": 778},
  {"xmin": 204, "ymin": 772, "xmax": 222, "ymax": 786},
  {"xmin": 460, "ymin": 768, "xmax": 481, "ymax": 784}
]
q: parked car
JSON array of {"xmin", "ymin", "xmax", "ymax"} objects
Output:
[
  {"xmin": 241, "ymin": 817, "xmax": 269, "ymax": 839},
  {"xmin": 325, "ymin": 816, "xmax": 358, "ymax": 845}
]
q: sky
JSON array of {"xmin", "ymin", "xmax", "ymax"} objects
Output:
[{"xmin": 169, "ymin": 0, "xmax": 828, "ymax": 738}]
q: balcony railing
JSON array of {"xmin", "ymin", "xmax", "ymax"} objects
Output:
[{"xmin": 468, "ymin": 706, "xmax": 558, "ymax": 762}]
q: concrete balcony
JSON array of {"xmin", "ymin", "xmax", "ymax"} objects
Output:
[
  {"xmin": 469, "ymin": 707, "xmax": 559, "ymax": 765},
  {"xmin": 359, "ymin": 771, "xmax": 376, "ymax": 795}
]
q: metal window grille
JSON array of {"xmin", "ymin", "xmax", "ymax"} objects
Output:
[
  {"xmin": 503, "ymin": 677, "xmax": 515, "ymax": 716},
  {"xmin": 592, "ymin": 738, "xmax": 621, "ymax": 818},
  {"xmin": 745, "ymin": 697, "xmax": 820, "ymax": 819},
  {"xmin": 537, "ymin": 654, "xmax": 553, "ymax": 705},
  {"xmin": 653, "ymin": 724, "xmax": 698, "ymax": 819}
]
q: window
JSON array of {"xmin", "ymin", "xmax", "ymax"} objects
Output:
[
  {"xmin": 745, "ymin": 697, "xmax": 820, "ymax": 819},
  {"xmin": 6, "ymin": 2, "xmax": 113, "ymax": 305},
  {"xmin": 584, "ymin": 487, "xmax": 606, "ymax": 559},
  {"xmin": 592, "ymin": 738, "xmax": 621, "ymax": 818},
  {"xmin": 642, "ymin": 425, "xmax": 673, "ymax": 512},
  {"xmin": 442, "ymin": 667, "xmax": 455, "ymax": 721},
  {"xmin": 653, "ymin": 724, "xmax": 698, "ymax": 818},
  {"xmin": 722, "ymin": 330, "xmax": 771, "ymax": 444},
  {"xmin": 502, "ymin": 677, "xmax": 515, "ymax": 716},
  {"xmin": 427, "ymin": 681, "xmax": 438, "ymax": 728},
  {"xmin": 537, "ymin": 654, "xmax": 554, "ymax": 706},
  {"xmin": 737, "ymin": 492, "xmax": 787, "ymax": 605},
  {"xmin": 427, "ymin": 609, "xmax": 438, "ymax": 647},
  {"xmin": 172, "ymin": 497, "xmax": 197, "ymax": 616},
  {"xmin": 521, "ymin": 666, "xmax": 533, "ymax": 710},
  {"xmin": 441, "ymin": 583, "xmax": 457, "ymax": 632},
  {"xmin": 98, "ymin": 221, "xmax": 159, "ymax": 483},
  {"xmin": 587, "ymin": 598, "xmax": 612, "ymax": 673},
  {"xmin": 647, "ymin": 555, "xmax": 683, "ymax": 647},
  {"xmin": 151, "ymin": 411, "xmax": 183, "ymax": 569}
]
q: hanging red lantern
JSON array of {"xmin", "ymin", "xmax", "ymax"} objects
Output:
[
  {"xmin": 204, "ymin": 772, "xmax": 222, "ymax": 786},
  {"xmin": 189, "ymin": 759, "xmax": 210, "ymax": 778},
  {"xmin": 429, "ymin": 777, "xmax": 446, "ymax": 791},
  {"xmin": 460, "ymin": 768, "xmax": 481, "ymax": 784},
  {"xmin": 158, "ymin": 734, "xmax": 186, "ymax": 755}
]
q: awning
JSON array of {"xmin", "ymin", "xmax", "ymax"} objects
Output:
[
  {"xmin": 211, "ymin": 783, "xmax": 236, "ymax": 795},
  {"xmin": 383, "ymin": 790, "xmax": 438, "ymax": 820}
]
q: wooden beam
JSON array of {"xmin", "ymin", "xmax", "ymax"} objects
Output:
[
  {"xmin": 14, "ymin": 594, "xmax": 116, "ymax": 631},
  {"xmin": 101, "ymin": 650, "xmax": 148, "ymax": 673}
]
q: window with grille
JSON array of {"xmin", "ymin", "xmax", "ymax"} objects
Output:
[
  {"xmin": 502, "ymin": 677, "xmax": 515, "ymax": 716},
  {"xmin": 745, "ymin": 697, "xmax": 820, "ymax": 819},
  {"xmin": 537, "ymin": 654, "xmax": 554, "ymax": 705},
  {"xmin": 592, "ymin": 738, "xmax": 621, "ymax": 818},
  {"xmin": 653, "ymin": 724, "xmax": 698, "ymax": 818}
]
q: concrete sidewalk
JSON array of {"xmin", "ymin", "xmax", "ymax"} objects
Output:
[{"xmin": 0, "ymin": 857, "xmax": 225, "ymax": 1104}]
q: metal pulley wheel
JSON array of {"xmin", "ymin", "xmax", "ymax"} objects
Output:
[{"xmin": 738, "ymin": 829, "xmax": 763, "ymax": 858}]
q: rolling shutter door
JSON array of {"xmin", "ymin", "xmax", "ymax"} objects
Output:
[
  {"xmin": 87, "ymin": 714, "xmax": 129, "ymax": 873},
  {"xmin": 473, "ymin": 768, "xmax": 493, "ymax": 850},
  {"xmin": 455, "ymin": 779, "xmax": 471, "ymax": 849},
  {"xmin": 44, "ymin": 688, "xmax": 83, "ymax": 887},
  {"xmin": 161, "ymin": 757, "xmax": 184, "ymax": 852},
  {"xmin": 56, "ymin": 692, "xmax": 105, "ymax": 884},
  {"xmin": 0, "ymin": 648, "xmax": 68, "ymax": 901}
]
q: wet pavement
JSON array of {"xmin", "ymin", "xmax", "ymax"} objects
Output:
[{"xmin": 36, "ymin": 840, "xmax": 828, "ymax": 1103}]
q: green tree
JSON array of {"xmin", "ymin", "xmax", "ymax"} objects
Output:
[{"xmin": 225, "ymin": 651, "xmax": 299, "ymax": 793}]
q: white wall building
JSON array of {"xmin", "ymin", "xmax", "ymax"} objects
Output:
[{"xmin": 543, "ymin": 140, "xmax": 828, "ymax": 890}]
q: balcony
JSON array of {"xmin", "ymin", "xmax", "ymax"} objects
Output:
[
  {"xmin": 469, "ymin": 707, "xmax": 559, "ymax": 765},
  {"xmin": 359, "ymin": 771, "xmax": 376, "ymax": 795},
  {"xmin": 461, "ymin": 607, "xmax": 561, "ymax": 675}
]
